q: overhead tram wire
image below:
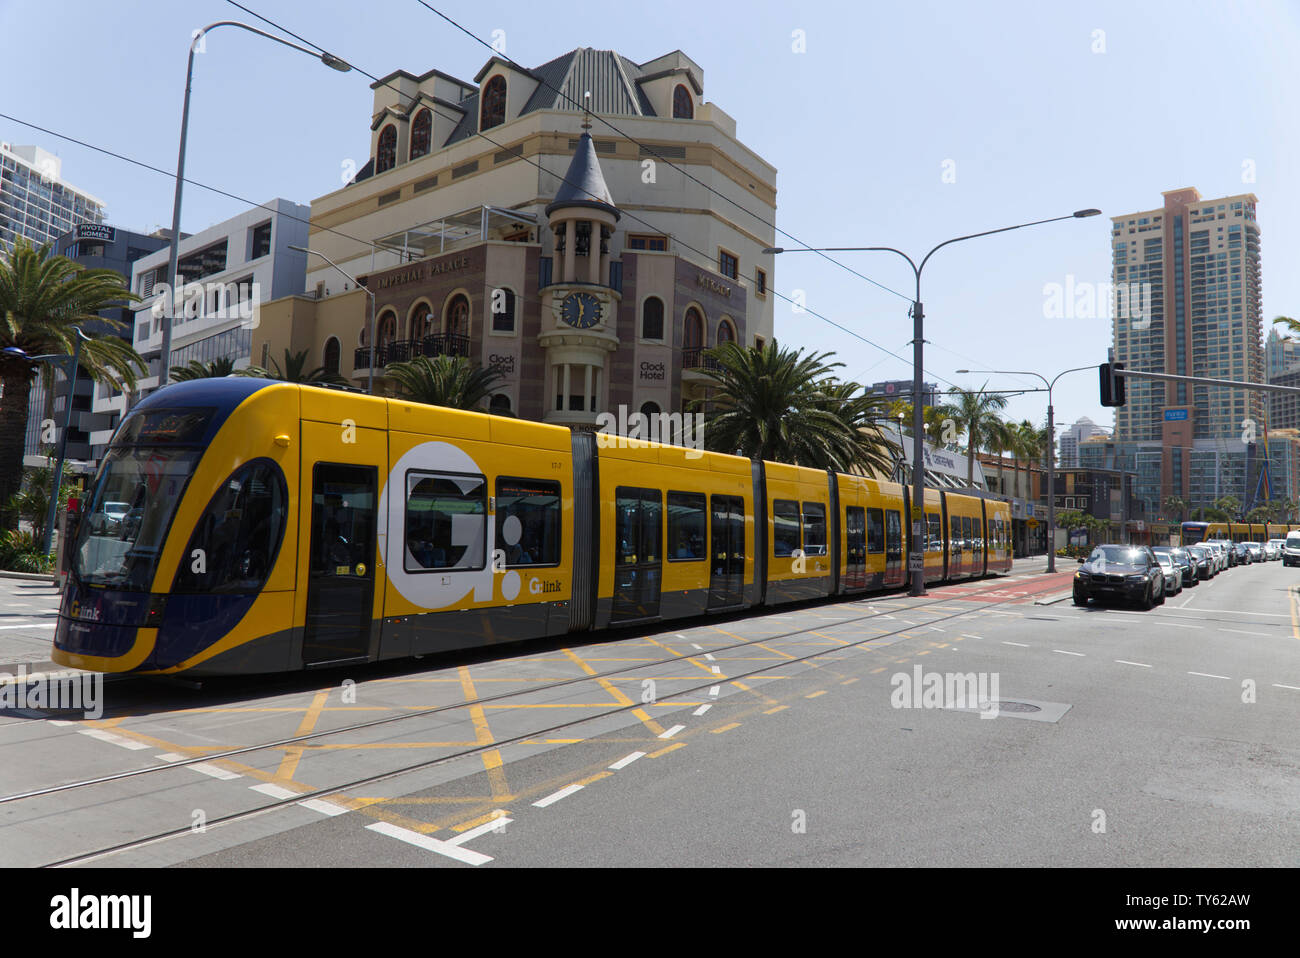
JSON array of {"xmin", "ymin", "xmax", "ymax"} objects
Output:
[
  {"xmin": 0, "ymin": 111, "xmax": 406, "ymax": 260},
  {"xmin": 218, "ymin": 1, "xmax": 969, "ymax": 388},
  {"xmin": 0, "ymin": 105, "xmax": 955, "ymax": 390},
  {"xmin": 409, "ymin": 0, "xmax": 913, "ymax": 304}
]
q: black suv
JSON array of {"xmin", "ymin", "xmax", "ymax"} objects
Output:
[{"xmin": 1073, "ymin": 544, "xmax": 1165, "ymax": 609}]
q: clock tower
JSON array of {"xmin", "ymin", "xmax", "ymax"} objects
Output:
[{"xmin": 540, "ymin": 120, "xmax": 621, "ymax": 427}]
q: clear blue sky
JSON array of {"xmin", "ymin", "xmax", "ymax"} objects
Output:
[{"xmin": 4, "ymin": 0, "xmax": 1298, "ymax": 434}]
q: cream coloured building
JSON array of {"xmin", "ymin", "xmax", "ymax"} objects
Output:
[{"xmin": 254, "ymin": 46, "xmax": 777, "ymax": 426}]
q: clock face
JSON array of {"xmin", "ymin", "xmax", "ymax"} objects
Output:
[{"xmin": 560, "ymin": 292, "xmax": 602, "ymax": 329}]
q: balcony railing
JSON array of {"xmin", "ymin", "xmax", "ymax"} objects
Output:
[
  {"xmin": 682, "ymin": 347, "xmax": 720, "ymax": 372},
  {"xmin": 354, "ymin": 334, "xmax": 472, "ymax": 371}
]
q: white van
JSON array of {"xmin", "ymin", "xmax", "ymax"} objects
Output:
[{"xmin": 1284, "ymin": 532, "xmax": 1300, "ymax": 568}]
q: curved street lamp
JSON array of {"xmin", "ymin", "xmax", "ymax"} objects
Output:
[
  {"xmin": 766, "ymin": 208, "xmax": 1100, "ymax": 595},
  {"xmin": 957, "ymin": 364, "xmax": 1097, "ymax": 572},
  {"xmin": 158, "ymin": 22, "xmax": 351, "ymax": 389}
]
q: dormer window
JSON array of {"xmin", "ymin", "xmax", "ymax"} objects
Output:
[
  {"xmin": 672, "ymin": 84, "xmax": 694, "ymax": 119},
  {"xmin": 481, "ymin": 75, "xmax": 506, "ymax": 130},
  {"xmin": 410, "ymin": 108, "xmax": 432, "ymax": 160},
  {"xmin": 376, "ymin": 124, "xmax": 397, "ymax": 173}
]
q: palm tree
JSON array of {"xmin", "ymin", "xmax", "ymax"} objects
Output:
[
  {"xmin": 1011, "ymin": 419, "xmax": 1044, "ymax": 501},
  {"xmin": 170, "ymin": 357, "xmax": 239, "ymax": 381},
  {"xmin": 1272, "ymin": 315, "xmax": 1299, "ymax": 337},
  {"xmin": 946, "ymin": 385, "xmax": 1009, "ymax": 487},
  {"xmin": 695, "ymin": 340, "xmax": 885, "ymax": 471},
  {"xmin": 242, "ymin": 348, "xmax": 347, "ymax": 386},
  {"xmin": 813, "ymin": 378, "xmax": 901, "ymax": 478},
  {"xmin": 0, "ymin": 238, "xmax": 144, "ymax": 528},
  {"xmin": 1164, "ymin": 495, "xmax": 1187, "ymax": 523},
  {"xmin": 983, "ymin": 418, "xmax": 1016, "ymax": 494},
  {"xmin": 384, "ymin": 354, "xmax": 504, "ymax": 410}
]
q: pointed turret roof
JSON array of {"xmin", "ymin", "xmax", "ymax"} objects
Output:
[{"xmin": 546, "ymin": 129, "xmax": 619, "ymax": 220}]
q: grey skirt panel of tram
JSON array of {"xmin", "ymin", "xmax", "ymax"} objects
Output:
[
  {"xmin": 763, "ymin": 575, "xmax": 831, "ymax": 606},
  {"xmin": 378, "ymin": 602, "xmax": 556, "ymax": 659},
  {"xmin": 184, "ymin": 627, "xmax": 300, "ymax": 676},
  {"xmin": 659, "ymin": 587, "xmax": 712, "ymax": 621}
]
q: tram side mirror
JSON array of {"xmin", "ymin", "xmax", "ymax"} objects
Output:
[{"xmin": 1077, "ymin": 557, "xmax": 1084, "ymax": 563}]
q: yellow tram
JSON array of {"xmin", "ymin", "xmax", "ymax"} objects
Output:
[{"xmin": 55, "ymin": 379, "xmax": 1012, "ymax": 676}]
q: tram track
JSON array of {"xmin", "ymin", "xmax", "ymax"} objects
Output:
[
  {"xmin": 0, "ymin": 573, "xmax": 1046, "ymax": 809},
  {"xmin": 30, "ymin": 577, "xmax": 1052, "ymax": 867}
]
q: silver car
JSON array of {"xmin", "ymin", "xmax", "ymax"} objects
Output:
[{"xmin": 1153, "ymin": 551, "xmax": 1183, "ymax": 597}]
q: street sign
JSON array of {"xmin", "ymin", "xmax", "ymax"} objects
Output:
[
  {"xmin": 908, "ymin": 554, "xmax": 924, "ymax": 572},
  {"xmin": 1027, "ymin": 519, "xmax": 1039, "ymax": 528}
]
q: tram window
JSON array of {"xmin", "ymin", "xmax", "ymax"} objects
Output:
[
  {"xmin": 866, "ymin": 508, "xmax": 884, "ymax": 554},
  {"xmin": 802, "ymin": 502, "xmax": 826, "ymax": 556},
  {"xmin": 951, "ymin": 516, "xmax": 962, "ymax": 551},
  {"xmin": 667, "ymin": 492, "xmax": 707, "ymax": 560},
  {"xmin": 495, "ymin": 478, "xmax": 560, "ymax": 567},
  {"xmin": 173, "ymin": 459, "xmax": 288, "ymax": 593},
  {"xmin": 927, "ymin": 513, "xmax": 942, "ymax": 552},
  {"xmin": 405, "ymin": 471, "xmax": 486, "ymax": 571},
  {"xmin": 773, "ymin": 499, "xmax": 801, "ymax": 557},
  {"xmin": 963, "ymin": 516, "xmax": 973, "ymax": 549},
  {"xmin": 885, "ymin": 510, "xmax": 902, "ymax": 556},
  {"xmin": 615, "ymin": 487, "xmax": 661, "ymax": 564}
]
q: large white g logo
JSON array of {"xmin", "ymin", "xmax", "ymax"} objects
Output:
[{"xmin": 378, "ymin": 441, "xmax": 518, "ymax": 608}]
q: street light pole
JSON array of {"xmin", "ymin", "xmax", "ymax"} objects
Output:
[
  {"xmin": 158, "ymin": 22, "xmax": 350, "ymax": 389},
  {"xmin": 290, "ymin": 246, "xmax": 375, "ymax": 393},
  {"xmin": 957, "ymin": 364, "xmax": 1096, "ymax": 573},
  {"xmin": 765, "ymin": 208, "xmax": 1099, "ymax": 595}
]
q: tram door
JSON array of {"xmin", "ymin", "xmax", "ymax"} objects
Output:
[
  {"xmin": 708, "ymin": 494, "xmax": 745, "ymax": 609},
  {"xmin": 844, "ymin": 506, "xmax": 867, "ymax": 591},
  {"xmin": 884, "ymin": 508, "xmax": 904, "ymax": 587},
  {"xmin": 302, "ymin": 462, "xmax": 378, "ymax": 665},
  {"xmin": 612, "ymin": 487, "xmax": 662, "ymax": 622}
]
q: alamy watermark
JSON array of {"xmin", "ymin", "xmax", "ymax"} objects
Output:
[
  {"xmin": 596, "ymin": 405, "xmax": 705, "ymax": 459},
  {"xmin": 890, "ymin": 665, "xmax": 1000, "ymax": 718},
  {"xmin": 1043, "ymin": 275, "xmax": 1151, "ymax": 328},
  {"xmin": 0, "ymin": 665, "xmax": 103, "ymax": 719},
  {"xmin": 148, "ymin": 280, "xmax": 262, "ymax": 331}
]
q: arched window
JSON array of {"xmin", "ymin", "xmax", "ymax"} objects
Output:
[
  {"xmin": 490, "ymin": 394, "xmax": 512, "ymax": 416},
  {"xmin": 491, "ymin": 287, "xmax": 516, "ymax": 333},
  {"xmin": 683, "ymin": 307, "xmax": 704, "ymax": 349},
  {"xmin": 672, "ymin": 84, "xmax": 694, "ymax": 119},
  {"xmin": 641, "ymin": 296, "xmax": 664, "ymax": 340},
  {"xmin": 409, "ymin": 108, "xmax": 432, "ymax": 160},
  {"xmin": 445, "ymin": 293, "xmax": 470, "ymax": 339},
  {"xmin": 323, "ymin": 337, "xmax": 340, "ymax": 376},
  {"xmin": 377, "ymin": 310, "xmax": 397, "ymax": 348},
  {"xmin": 640, "ymin": 401, "xmax": 661, "ymax": 419},
  {"xmin": 480, "ymin": 75, "xmax": 506, "ymax": 130},
  {"xmin": 717, "ymin": 318, "xmax": 736, "ymax": 344},
  {"xmin": 409, "ymin": 301, "xmax": 433, "ymax": 340},
  {"xmin": 376, "ymin": 124, "xmax": 397, "ymax": 173}
]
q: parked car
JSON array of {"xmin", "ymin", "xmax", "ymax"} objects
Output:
[
  {"xmin": 1245, "ymin": 542, "xmax": 1264, "ymax": 563},
  {"xmin": 1211, "ymin": 539, "xmax": 1241, "ymax": 567},
  {"xmin": 1233, "ymin": 541, "xmax": 1252, "ymax": 564},
  {"xmin": 1152, "ymin": 551, "xmax": 1183, "ymax": 597},
  {"xmin": 1073, "ymin": 544, "xmax": 1165, "ymax": 609},
  {"xmin": 87, "ymin": 501, "xmax": 130, "ymax": 536},
  {"xmin": 1203, "ymin": 541, "xmax": 1228, "ymax": 571},
  {"xmin": 1154, "ymin": 546, "xmax": 1197, "ymax": 587},
  {"xmin": 1284, "ymin": 533, "xmax": 1300, "ymax": 568},
  {"xmin": 1186, "ymin": 544, "xmax": 1216, "ymax": 579},
  {"xmin": 1266, "ymin": 539, "xmax": 1286, "ymax": 561}
]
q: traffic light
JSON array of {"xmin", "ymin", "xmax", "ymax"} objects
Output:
[{"xmin": 1100, "ymin": 362, "xmax": 1126, "ymax": 407}]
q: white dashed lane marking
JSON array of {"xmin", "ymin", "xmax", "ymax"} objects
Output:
[
  {"xmin": 608, "ymin": 751, "xmax": 645, "ymax": 770},
  {"xmin": 366, "ymin": 821, "xmax": 491, "ymax": 866},
  {"xmin": 78, "ymin": 729, "xmax": 149, "ymax": 751},
  {"xmin": 532, "ymin": 784, "xmax": 583, "ymax": 808},
  {"xmin": 658, "ymin": 724, "xmax": 685, "ymax": 739}
]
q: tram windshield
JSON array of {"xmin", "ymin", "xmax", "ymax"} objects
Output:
[{"xmin": 73, "ymin": 446, "xmax": 200, "ymax": 591}]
